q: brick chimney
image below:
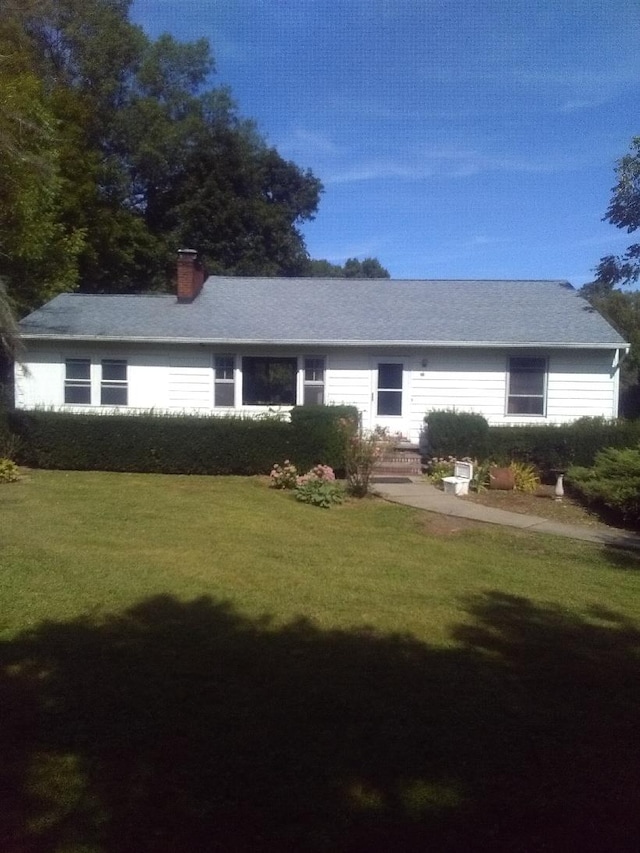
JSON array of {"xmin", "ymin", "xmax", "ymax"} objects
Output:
[{"xmin": 177, "ymin": 248, "xmax": 205, "ymax": 303}]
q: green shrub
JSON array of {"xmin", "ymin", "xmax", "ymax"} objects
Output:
[
  {"xmin": 6, "ymin": 407, "xmax": 361, "ymax": 476},
  {"xmin": 8, "ymin": 410, "xmax": 293, "ymax": 475},
  {"xmin": 486, "ymin": 425, "xmax": 574, "ymax": 476},
  {"xmin": 424, "ymin": 410, "xmax": 489, "ymax": 459},
  {"xmin": 508, "ymin": 461, "xmax": 540, "ymax": 493},
  {"xmin": 295, "ymin": 478, "xmax": 343, "ymax": 508},
  {"xmin": 340, "ymin": 421, "xmax": 389, "ymax": 498},
  {"xmin": 289, "ymin": 405, "xmax": 358, "ymax": 473},
  {"xmin": 568, "ymin": 445, "xmax": 640, "ymax": 523},
  {"xmin": 269, "ymin": 460, "xmax": 299, "ymax": 489},
  {"xmin": 487, "ymin": 418, "xmax": 640, "ymax": 480},
  {"xmin": 423, "ymin": 415, "xmax": 640, "ymax": 483},
  {"xmin": 0, "ymin": 457, "xmax": 19, "ymax": 483},
  {"xmin": 424, "ymin": 457, "xmax": 455, "ymax": 486},
  {"xmin": 293, "ymin": 463, "xmax": 343, "ymax": 508},
  {"xmin": 472, "ymin": 459, "xmax": 493, "ymax": 493}
]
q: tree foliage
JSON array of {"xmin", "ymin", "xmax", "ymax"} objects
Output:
[
  {"xmin": 594, "ymin": 136, "xmax": 640, "ymax": 288},
  {"xmin": 585, "ymin": 134, "xmax": 640, "ymax": 415},
  {"xmin": 0, "ymin": 279, "xmax": 22, "ymax": 363},
  {"xmin": 581, "ymin": 286, "xmax": 640, "ymax": 417},
  {"xmin": 307, "ymin": 257, "xmax": 390, "ymax": 278},
  {"xmin": 0, "ymin": 16, "xmax": 85, "ymax": 314},
  {"xmin": 2, "ymin": 0, "xmax": 324, "ymax": 311}
]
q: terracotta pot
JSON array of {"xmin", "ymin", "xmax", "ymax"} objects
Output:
[{"xmin": 489, "ymin": 466, "xmax": 515, "ymax": 490}]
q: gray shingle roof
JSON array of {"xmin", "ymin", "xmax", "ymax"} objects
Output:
[{"xmin": 18, "ymin": 277, "xmax": 628, "ymax": 348}]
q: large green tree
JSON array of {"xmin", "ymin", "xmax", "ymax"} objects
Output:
[
  {"xmin": 307, "ymin": 257, "xmax": 390, "ymax": 278},
  {"xmin": 581, "ymin": 287, "xmax": 640, "ymax": 417},
  {"xmin": 343, "ymin": 257, "xmax": 390, "ymax": 278},
  {"xmin": 583, "ymin": 135, "xmax": 640, "ymax": 415},
  {"xmin": 4, "ymin": 0, "xmax": 323, "ymax": 303},
  {"xmin": 0, "ymin": 279, "xmax": 22, "ymax": 363},
  {"xmin": 593, "ymin": 136, "xmax": 640, "ymax": 289},
  {"xmin": 0, "ymin": 17, "xmax": 84, "ymax": 313}
]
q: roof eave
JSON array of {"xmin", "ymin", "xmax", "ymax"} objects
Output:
[{"xmin": 19, "ymin": 333, "xmax": 630, "ymax": 350}]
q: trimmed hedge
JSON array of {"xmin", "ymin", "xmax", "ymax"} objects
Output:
[
  {"xmin": 488, "ymin": 419, "xmax": 640, "ymax": 477},
  {"xmin": 289, "ymin": 405, "xmax": 357, "ymax": 473},
  {"xmin": 424, "ymin": 410, "xmax": 490, "ymax": 459},
  {"xmin": 423, "ymin": 410, "xmax": 640, "ymax": 480},
  {"xmin": 486, "ymin": 425, "xmax": 575, "ymax": 475},
  {"xmin": 7, "ymin": 405, "xmax": 358, "ymax": 475}
]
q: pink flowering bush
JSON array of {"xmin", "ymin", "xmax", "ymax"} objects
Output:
[
  {"xmin": 296, "ymin": 464, "xmax": 336, "ymax": 486},
  {"xmin": 339, "ymin": 417, "xmax": 391, "ymax": 497},
  {"xmin": 294, "ymin": 463, "xmax": 343, "ymax": 508},
  {"xmin": 270, "ymin": 460, "xmax": 298, "ymax": 489},
  {"xmin": 424, "ymin": 456, "xmax": 456, "ymax": 486}
]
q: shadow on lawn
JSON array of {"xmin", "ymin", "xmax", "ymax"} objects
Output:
[
  {"xmin": 603, "ymin": 545, "xmax": 640, "ymax": 571},
  {"xmin": 1, "ymin": 592, "xmax": 639, "ymax": 853}
]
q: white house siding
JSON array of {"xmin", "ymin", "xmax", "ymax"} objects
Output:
[
  {"xmin": 15, "ymin": 343, "xmax": 622, "ymax": 444},
  {"xmin": 409, "ymin": 348, "xmax": 621, "ymax": 440},
  {"xmin": 14, "ymin": 349, "xmax": 63, "ymax": 409},
  {"xmin": 409, "ymin": 349, "xmax": 507, "ymax": 439},
  {"xmin": 545, "ymin": 350, "xmax": 617, "ymax": 420},
  {"xmin": 324, "ymin": 351, "xmax": 373, "ymax": 420},
  {"xmin": 14, "ymin": 343, "xmax": 171, "ymax": 412},
  {"xmin": 168, "ymin": 353, "xmax": 213, "ymax": 410}
]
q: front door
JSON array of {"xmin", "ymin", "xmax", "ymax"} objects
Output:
[{"xmin": 372, "ymin": 359, "xmax": 407, "ymax": 436}]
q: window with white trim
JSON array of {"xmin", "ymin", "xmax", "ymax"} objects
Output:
[
  {"xmin": 303, "ymin": 357, "xmax": 325, "ymax": 405},
  {"xmin": 101, "ymin": 360, "xmax": 128, "ymax": 406},
  {"xmin": 377, "ymin": 362, "xmax": 403, "ymax": 416},
  {"xmin": 214, "ymin": 354, "xmax": 235, "ymax": 407},
  {"xmin": 64, "ymin": 359, "xmax": 91, "ymax": 404},
  {"xmin": 242, "ymin": 357, "xmax": 297, "ymax": 405},
  {"xmin": 507, "ymin": 357, "xmax": 546, "ymax": 415}
]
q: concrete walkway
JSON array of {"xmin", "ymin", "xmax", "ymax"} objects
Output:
[{"xmin": 373, "ymin": 478, "xmax": 640, "ymax": 549}]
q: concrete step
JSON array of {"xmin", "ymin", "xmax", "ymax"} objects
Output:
[{"xmin": 374, "ymin": 448, "xmax": 422, "ymax": 476}]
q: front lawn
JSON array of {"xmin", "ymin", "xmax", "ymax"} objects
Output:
[{"xmin": 1, "ymin": 470, "xmax": 639, "ymax": 851}]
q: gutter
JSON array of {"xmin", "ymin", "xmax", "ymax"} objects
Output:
[{"xmin": 18, "ymin": 334, "xmax": 631, "ymax": 350}]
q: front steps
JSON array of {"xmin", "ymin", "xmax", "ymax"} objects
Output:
[{"xmin": 373, "ymin": 443, "xmax": 422, "ymax": 478}]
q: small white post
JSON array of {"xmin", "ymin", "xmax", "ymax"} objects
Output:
[{"xmin": 554, "ymin": 472, "xmax": 564, "ymax": 502}]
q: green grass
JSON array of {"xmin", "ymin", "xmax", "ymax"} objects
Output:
[{"xmin": 1, "ymin": 470, "xmax": 640, "ymax": 852}]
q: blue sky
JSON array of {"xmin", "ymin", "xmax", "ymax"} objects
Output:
[{"xmin": 131, "ymin": 0, "xmax": 640, "ymax": 285}]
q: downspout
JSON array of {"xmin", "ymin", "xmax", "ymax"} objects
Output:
[{"xmin": 612, "ymin": 347, "xmax": 629, "ymax": 418}]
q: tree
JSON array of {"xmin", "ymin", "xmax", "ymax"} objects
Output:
[
  {"xmin": 0, "ymin": 278, "xmax": 23, "ymax": 408},
  {"xmin": 581, "ymin": 286, "xmax": 640, "ymax": 417},
  {"xmin": 307, "ymin": 259, "xmax": 346, "ymax": 277},
  {"xmin": 307, "ymin": 257, "xmax": 391, "ymax": 278},
  {"xmin": 344, "ymin": 257, "xmax": 390, "ymax": 279},
  {"xmin": 0, "ymin": 18, "xmax": 84, "ymax": 313},
  {"xmin": 0, "ymin": 279, "xmax": 22, "ymax": 363},
  {"xmin": 593, "ymin": 136, "xmax": 640, "ymax": 288},
  {"xmin": 7, "ymin": 1, "xmax": 324, "ymax": 295}
]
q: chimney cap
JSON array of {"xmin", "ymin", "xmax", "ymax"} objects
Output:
[{"xmin": 178, "ymin": 248, "xmax": 198, "ymax": 257}]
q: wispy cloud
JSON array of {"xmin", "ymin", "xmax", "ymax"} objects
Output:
[
  {"xmin": 320, "ymin": 147, "xmax": 594, "ymax": 185},
  {"xmin": 325, "ymin": 94, "xmax": 544, "ymax": 122},
  {"xmin": 280, "ymin": 128, "xmax": 343, "ymax": 159},
  {"xmin": 557, "ymin": 96, "xmax": 612, "ymax": 113},
  {"xmin": 323, "ymin": 159, "xmax": 435, "ymax": 185},
  {"xmin": 516, "ymin": 68, "xmax": 640, "ymax": 87},
  {"xmin": 467, "ymin": 235, "xmax": 512, "ymax": 247}
]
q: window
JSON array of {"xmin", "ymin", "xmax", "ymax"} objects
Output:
[
  {"xmin": 65, "ymin": 359, "xmax": 91, "ymax": 404},
  {"xmin": 214, "ymin": 354, "xmax": 235, "ymax": 407},
  {"xmin": 101, "ymin": 360, "xmax": 128, "ymax": 406},
  {"xmin": 507, "ymin": 357, "xmax": 546, "ymax": 415},
  {"xmin": 242, "ymin": 357, "xmax": 297, "ymax": 405},
  {"xmin": 303, "ymin": 357, "xmax": 325, "ymax": 405},
  {"xmin": 377, "ymin": 362, "xmax": 403, "ymax": 416}
]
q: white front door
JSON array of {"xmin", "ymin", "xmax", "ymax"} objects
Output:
[{"xmin": 371, "ymin": 359, "xmax": 408, "ymax": 437}]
